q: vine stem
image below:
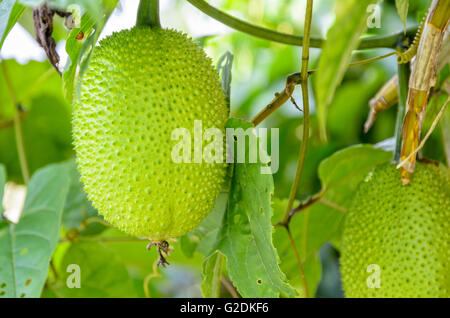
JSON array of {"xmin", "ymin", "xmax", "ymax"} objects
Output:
[
  {"xmin": 394, "ymin": 62, "xmax": 410, "ymax": 162},
  {"xmin": 276, "ymin": 0, "xmax": 314, "ymax": 299},
  {"xmin": 286, "ymin": 226, "xmax": 309, "ymax": 298},
  {"xmin": 280, "ymin": 0, "xmax": 313, "ymax": 227},
  {"xmin": 1, "ymin": 63, "xmax": 30, "ymax": 184},
  {"xmin": 187, "ymin": 0, "xmax": 418, "ymax": 49},
  {"xmin": 144, "ymin": 259, "xmax": 161, "ymax": 298},
  {"xmin": 136, "ymin": 0, "xmax": 161, "ymax": 28}
]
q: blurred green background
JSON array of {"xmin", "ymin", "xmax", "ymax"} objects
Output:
[{"xmin": 1, "ymin": 0, "xmax": 443, "ymax": 298}]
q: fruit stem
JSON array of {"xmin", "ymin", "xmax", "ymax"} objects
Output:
[
  {"xmin": 393, "ymin": 61, "xmax": 410, "ymax": 162},
  {"xmin": 136, "ymin": 0, "xmax": 161, "ymax": 28},
  {"xmin": 187, "ymin": 0, "xmax": 418, "ymax": 49},
  {"xmin": 147, "ymin": 240, "xmax": 170, "ymax": 267}
]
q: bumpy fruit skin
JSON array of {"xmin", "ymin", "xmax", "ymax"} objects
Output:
[
  {"xmin": 341, "ymin": 162, "xmax": 450, "ymax": 298},
  {"xmin": 73, "ymin": 27, "xmax": 229, "ymax": 240}
]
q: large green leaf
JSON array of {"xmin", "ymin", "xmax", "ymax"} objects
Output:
[
  {"xmin": 0, "ymin": 0, "xmax": 26, "ymax": 49},
  {"xmin": 315, "ymin": 0, "xmax": 378, "ymax": 142},
  {"xmin": 53, "ymin": 241, "xmax": 138, "ymax": 297},
  {"xmin": 312, "ymin": 144, "xmax": 392, "ymax": 245},
  {"xmin": 201, "ymin": 250, "xmax": 224, "ymax": 298},
  {"xmin": 318, "ymin": 144, "xmax": 392, "ymax": 190},
  {"xmin": 0, "ymin": 162, "xmax": 70, "ymax": 298},
  {"xmin": 212, "ymin": 118, "xmax": 296, "ymax": 298}
]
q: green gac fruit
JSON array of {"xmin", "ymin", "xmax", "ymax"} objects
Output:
[
  {"xmin": 73, "ymin": 27, "xmax": 229, "ymax": 241},
  {"xmin": 340, "ymin": 162, "xmax": 450, "ymax": 298}
]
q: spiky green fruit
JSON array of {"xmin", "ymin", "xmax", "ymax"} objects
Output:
[
  {"xmin": 341, "ymin": 162, "xmax": 450, "ymax": 298},
  {"xmin": 73, "ymin": 27, "xmax": 229, "ymax": 240}
]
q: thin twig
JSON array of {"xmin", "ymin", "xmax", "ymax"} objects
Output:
[
  {"xmin": 286, "ymin": 226, "xmax": 309, "ymax": 298},
  {"xmin": 318, "ymin": 198, "xmax": 347, "ymax": 214},
  {"xmin": 250, "ymin": 51, "xmax": 398, "ymax": 126},
  {"xmin": 83, "ymin": 216, "xmax": 112, "ymax": 227}
]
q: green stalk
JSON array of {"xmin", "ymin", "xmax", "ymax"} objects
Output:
[
  {"xmin": 394, "ymin": 62, "xmax": 410, "ymax": 162},
  {"xmin": 281, "ymin": 0, "xmax": 313, "ymax": 227},
  {"xmin": 136, "ymin": 0, "xmax": 161, "ymax": 28},
  {"xmin": 1, "ymin": 63, "xmax": 29, "ymax": 184},
  {"xmin": 187, "ymin": 0, "xmax": 417, "ymax": 49},
  {"xmin": 278, "ymin": 1, "xmax": 314, "ymax": 298}
]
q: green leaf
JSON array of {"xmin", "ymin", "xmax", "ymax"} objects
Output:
[
  {"xmin": 318, "ymin": 144, "xmax": 392, "ymax": 190},
  {"xmin": 0, "ymin": 0, "xmax": 26, "ymax": 49},
  {"xmin": 316, "ymin": 144, "xmax": 391, "ymax": 247},
  {"xmin": 395, "ymin": 0, "xmax": 409, "ymax": 31},
  {"xmin": 315, "ymin": 0, "xmax": 378, "ymax": 142},
  {"xmin": 62, "ymin": 0, "xmax": 118, "ymax": 102},
  {"xmin": 62, "ymin": 159, "xmax": 103, "ymax": 233},
  {"xmin": 213, "ymin": 118, "xmax": 296, "ymax": 298},
  {"xmin": 0, "ymin": 162, "xmax": 70, "ymax": 298},
  {"xmin": 62, "ymin": 13, "xmax": 96, "ymax": 102},
  {"xmin": 54, "ymin": 241, "xmax": 138, "ymax": 297},
  {"xmin": 216, "ymin": 51, "xmax": 234, "ymax": 107},
  {"xmin": 201, "ymin": 250, "xmax": 224, "ymax": 298},
  {"xmin": 0, "ymin": 164, "xmax": 6, "ymax": 216}
]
